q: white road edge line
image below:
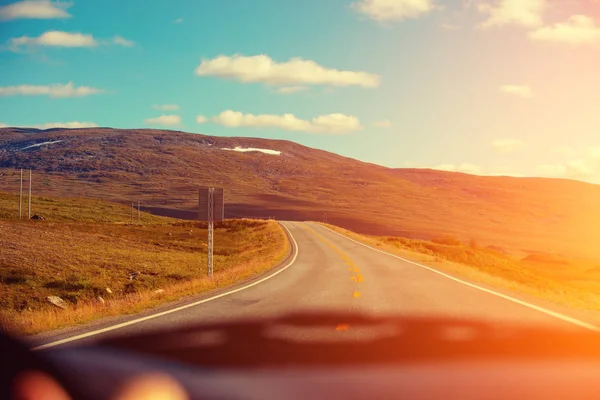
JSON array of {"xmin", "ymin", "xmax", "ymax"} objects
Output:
[
  {"xmin": 315, "ymin": 223, "xmax": 600, "ymax": 332},
  {"xmin": 32, "ymin": 222, "xmax": 300, "ymax": 351}
]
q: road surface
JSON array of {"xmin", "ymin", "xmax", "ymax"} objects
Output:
[{"xmin": 31, "ymin": 221, "xmax": 598, "ymax": 349}]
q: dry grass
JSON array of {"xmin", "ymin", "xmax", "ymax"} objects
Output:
[
  {"xmin": 319, "ymin": 223, "xmax": 600, "ymax": 312},
  {"xmin": 0, "ymin": 192, "xmax": 170, "ymax": 224},
  {"xmin": 0, "ymin": 194, "xmax": 288, "ymax": 335},
  {"xmin": 3, "ymin": 127, "xmax": 600, "ymax": 263}
]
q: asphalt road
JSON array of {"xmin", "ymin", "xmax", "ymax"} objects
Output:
[{"xmin": 31, "ymin": 221, "xmax": 599, "ymax": 349}]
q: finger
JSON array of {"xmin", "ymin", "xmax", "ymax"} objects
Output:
[
  {"xmin": 113, "ymin": 373, "xmax": 189, "ymax": 400},
  {"xmin": 11, "ymin": 370, "xmax": 71, "ymax": 400}
]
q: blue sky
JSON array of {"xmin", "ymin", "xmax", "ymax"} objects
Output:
[{"xmin": 1, "ymin": 0, "xmax": 599, "ymax": 183}]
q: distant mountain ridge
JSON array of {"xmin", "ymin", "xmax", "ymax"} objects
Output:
[{"xmin": 1, "ymin": 127, "xmax": 599, "ymax": 261}]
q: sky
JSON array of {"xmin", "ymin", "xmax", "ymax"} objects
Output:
[{"xmin": 0, "ymin": 0, "xmax": 599, "ymax": 183}]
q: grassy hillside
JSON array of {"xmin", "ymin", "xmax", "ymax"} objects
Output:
[
  {"xmin": 0, "ymin": 192, "xmax": 170, "ymax": 224},
  {"xmin": 0, "ymin": 193, "xmax": 288, "ymax": 334},
  {"xmin": 320, "ymin": 223, "xmax": 600, "ymax": 312},
  {"xmin": 1, "ymin": 127, "xmax": 600, "ymax": 262}
]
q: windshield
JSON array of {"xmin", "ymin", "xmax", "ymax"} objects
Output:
[{"xmin": 1, "ymin": 0, "xmax": 600, "ymax": 358}]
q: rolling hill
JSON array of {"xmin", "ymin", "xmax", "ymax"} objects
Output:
[{"xmin": 1, "ymin": 127, "xmax": 599, "ymax": 261}]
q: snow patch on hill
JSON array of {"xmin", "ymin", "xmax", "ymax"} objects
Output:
[
  {"xmin": 22, "ymin": 140, "xmax": 63, "ymax": 150},
  {"xmin": 221, "ymin": 146, "xmax": 281, "ymax": 155}
]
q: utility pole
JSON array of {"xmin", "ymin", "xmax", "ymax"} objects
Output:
[
  {"xmin": 137, "ymin": 200, "xmax": 141, "ymax": 224},
  {"xmin": 28, "ymin": 169, "xmax": 32, "ymax": 219},
  {"xmin": 19, "ymin": 169, "xmax": 23, "ymax": 219},
  {"xmin": 199, "ymin": 187, "xmax": 223, "ymax": 279},
  {"xmin": 207, "ymin": 188, "xmax": 214, "ymax": 279}
]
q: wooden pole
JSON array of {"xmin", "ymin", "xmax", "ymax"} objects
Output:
[
  {"xmin": 28, "ymin": 169, "xmax": 32, "ymax": 219},
  {"xmin": 19, "ymin": 169, "xmax": 23, "ymax": 219}
]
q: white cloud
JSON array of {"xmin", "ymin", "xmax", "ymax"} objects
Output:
[
  {"xmin": 0, "ymin": 122, "xmax": 96, "ymax": 130},
  {"xmin": 536, "ymin": 160, "xmax": 597, "ymax": 180},
  {"xmin": 351, "ymin": 0, "xmax": 435, "ymax": 22},
  {"xmin": 440, "ymin": 23, "xmax": 460, "ymax": 30},
  {"xmin": 478, "ymin": 0, "xmax": 546, "ymax": 28},
  {"xmin": 195, "ymin": 54, "xmax": 380, "ymax": 88},
  {"xmin": 221, "ymin": 147, "xmax": 281, "ymax": 156},
  {"xmin": 276, "ymin": 86, "xmax": 308, "ymax": 94},
  {"xmin": 310, "ymin": 114, "xmax": 362, "ymax": 133},
  {"xmin": 152, "ymin": 104, "xmax": 179, "ymax": 111},
  {"xmin": 0, "ymin": 0, "xmax": 72, "ymax": 21},
  {"xmin": 174, "ymin": 17, "xmax": 183, "ymax": 23},
  {"xmin": 536, "ymin": 147, "xmax": 600, "ymax": 183},
  {"xmin": 530, "ymin": 15, "xmax": 600, "ymax": 44},
  {"xmin": 485, "ymin": 169, "xmax": 524, "ymax": 177},
  {"xmin": 0, "ymin": 82, "xmax": 105, "ymax": 98},
  {"xmin": 434, "ymin": 163, "xmax": 483, "ymax": 174},
  {"xmin": 202, "ymin": 110, "xmax": 363, "ymax": 134},
  {"xmin": 196, "ymin": 115, "xmax": 208, "ymax": 124},
  {"xmin": 372, "ymin": 120, "xmax": 392, "ymax": 128},
  {"xmin": 590, "ymin": 146, "xmax": 600, "ymax": 159},
  {"xmin": 551, "ymin": 146, "xmax": 577, "ymax": 157},
  {"xmin": 536, "ymin": 163, "xmax": 567, "ymax": 176},
  {"xmin": 26, "ymin": 121, "xmax": 97, "ymax": 129},
  {"xmin": 144, "ymin": 115, "xmax": 181, "ymax": 126},
  {"xmin": 113, "ymin": 35, "xmax": 134, "ymax": 47},
  {"xmin": 9, "ymin": 31, "xmax": 136, "ymax": 50},
  {"xmin": 492, "ymin": 138, "xmax": 526, "ymax": 151},
  {"xmin": 500, "ymin": 84, "xmax": 533, "ymax": 98},
  {"xmin": 422, "ymin": 162, "xmax": 522, "ymax": 176},
  {"xmin": 10, "ymin": 31, "xmax": 97, "ymax": 49}
]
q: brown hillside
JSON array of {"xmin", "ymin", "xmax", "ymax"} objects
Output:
[{"xmin": 1, "ymin": 127, "xmax": 599, "ymax": 260}]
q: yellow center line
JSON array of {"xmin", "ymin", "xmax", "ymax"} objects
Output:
[
  {"xmin": 302, "ymin": 224, "xmax": 361, "ymax": 273},
  {"xmin": 301, "ymin": 224, "xmax": 364, "ymax": 320}
]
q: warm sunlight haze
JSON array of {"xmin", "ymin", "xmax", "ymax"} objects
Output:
[
  {"xmin": 1, "ymin": 1, "xmax": 600, "ymax": 399},
  {"xmin": 1, "ymin": 0, "xmax": 598, "ymax": 183}
]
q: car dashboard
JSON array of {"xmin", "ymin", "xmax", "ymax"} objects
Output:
[{"xmin": 3, "ymin": 313, "xmax": 600, "ymax": 400}]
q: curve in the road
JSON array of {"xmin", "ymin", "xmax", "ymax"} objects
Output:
[
  {"xmin": 32, "ymin": 222, "xmax": 300, "ymax": 351},
  {"xmin": 318, "ymin": 224, "xmax": 600, "ymax": 332},
  {"xmin": 33, "ymin": 221, "xmax": 600, "ymax": 351}
]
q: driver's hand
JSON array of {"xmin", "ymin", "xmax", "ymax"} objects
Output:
[{"xmin": 11, "ymin": 370, "xmax": 189, "ymax": 400}]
